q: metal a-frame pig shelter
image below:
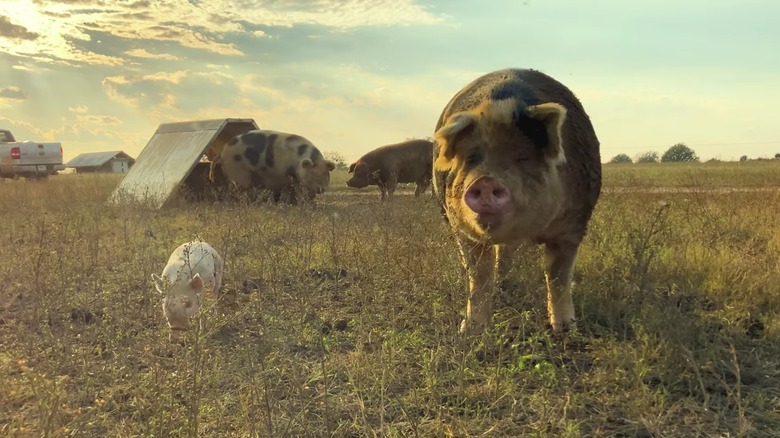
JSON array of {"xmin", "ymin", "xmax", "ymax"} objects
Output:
[{"xmin": 108, "ymin": 118, "xmax": 258, "ymax": 209}]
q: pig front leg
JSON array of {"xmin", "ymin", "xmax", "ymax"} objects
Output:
[
  {"xmin": 495, "ymin": 243, "xmax": 519, "ymax": 291},
  {"xmin": 543, "ymin": 239, "xmax": 580, "ymax": 332},
  {"xmin": 456, "ymin": 237, "xmax": 497, "ymax": 335},
  {"xmin": 414, "ymin": 175, "xmax": 431, "ymax": 197},
  {"xmin": 385, "ymin": 171, "xmax": 399, "ymax": 198}
]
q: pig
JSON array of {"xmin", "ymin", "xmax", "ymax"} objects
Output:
[
  {"xmin": 209, "ymin": 129, "xmax": 336, "ymax": 205},
  {"xmin": 432, "ymin": 68, "xmax": 602, "ymax": 334},
  {"xmin": 346, "ymin": 139, "xmax": 433, "ymax": 200},
  {"xmin": 151, "ymin": 240, "xmax": 224, "ymax": 338}
]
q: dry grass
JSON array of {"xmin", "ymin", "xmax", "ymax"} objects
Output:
[
  {"xmin": 604, "ymin": 159, "xmax": 780, "ymax": 189},
  {"xmin": 1, "ymin": 161, "xmax": 780, "ymax": 437}
]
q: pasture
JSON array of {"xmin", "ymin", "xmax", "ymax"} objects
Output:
[{"xmin": 2, "ymin": 160, "xmax": 780, "ymax": 437}]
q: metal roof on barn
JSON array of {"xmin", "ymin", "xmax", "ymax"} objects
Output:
[
  {"xmin": 65, "ymin": 150, "xmax": 134, "ymax": 168},
  {"xmin": 107, "ymin": 118, "xmax": 258, "ymax": 209}
]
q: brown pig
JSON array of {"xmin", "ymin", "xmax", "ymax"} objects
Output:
[
  {"xmin": 432, "ymin": 68, "xmax": 602, "ymax": 334},
  {"xmin": 347, "ymin": 139, "xmax": 433, "ymax": 200}
]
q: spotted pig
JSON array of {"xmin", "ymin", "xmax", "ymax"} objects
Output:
[
  {"xmin": 432, "ymin": 68, "xmax": 602, "ymax": 334},
  {"xmin": 346, "ymin": 139, "xmax": 433, "ymax": 200},
  {"xmin": 210, "ymin": 129, "xmax": 336, "ymax": 204}
]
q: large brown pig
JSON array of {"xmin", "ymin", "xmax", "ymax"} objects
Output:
[
  {"xmin": 347, "ymin": 139, "xmax": 433, "ymax": 200},
  {"xmin": 432, "ymin": 68, "xmax": 601, "ymax": 334}
]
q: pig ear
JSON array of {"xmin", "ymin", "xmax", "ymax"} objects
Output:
[
  {"xmin": 434, "ymin": 112, "xmax": 476, "ymax": 169},
  {"xmin": 151, "ymin": 273, "xmax": 165, "ymax": 294},
  {"xmin": 526, "ymin": 102, "xmax": 567, "ymax": 165},
  {"xmin": 348, "ymin": 162, "xmax": 356, "ymax": 173},
  {"xmin": 189, "ymin": 273, "xmax": 204, "ymax": 290},
  {"xmin": 301, "ymin": 158, "xmax": 314, "ymax": 169},
  {"xmin": 325, "ymin": 160, "xmax": 336, "ymax": 171}
]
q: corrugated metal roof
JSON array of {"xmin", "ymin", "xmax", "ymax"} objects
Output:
[
  {"xmin": 66, "ymin": 151, "xmax": 133, "ymax": 168},
  {"xmin": 107, "ymin": 118, "xmax": 258, "ymax": 209}
]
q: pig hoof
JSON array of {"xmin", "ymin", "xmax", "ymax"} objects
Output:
[
  {"xmin": 459, "ymin": 319, "xmax": 486, "ymax": 336},
  {"xmin": 550, "ymin": 319, "xmax": 577, "ymax": 334}
]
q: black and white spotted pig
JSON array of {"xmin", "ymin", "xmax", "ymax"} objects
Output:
[{"xmin": 210, "ymin": 130, "xmax": 336, "ymax": 204}]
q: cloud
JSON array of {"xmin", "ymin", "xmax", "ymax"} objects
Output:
[
  {"xmin": 102, "ymin": 69, "xmax": 242, "ymax": 117},
  {"xmin": 0, "ymin": 0, "xmax": 444, "ymax": 66},
  {"xmin": 75, "ymin": 114, "xmax": 121, "ymax": 125},
  {"xmin": 108, "ymin": 24, "xmax": 243, "ymax": 56},
  {"xmin": 124, "ymin": 48, "xmax": 182, "ymax": 61},
  {"xmin": 0, "ymin": 86, "xmax": 27, "ymax": 99},
  {"xmin": 11, "ymin": 63, "xmax": 39, "ymax": 71},
  {"xmin": 0, "ymin": 15, "xmax": 39, "ymax": 40},
  {"xmin": 237, "ymin": 0, "xmax": 444, "ymax": 28},
  {"xmin": 68, "ymin": 105, "xmax": 88, "ymax": 113}
]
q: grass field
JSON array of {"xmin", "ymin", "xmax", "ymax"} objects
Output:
[{"xmin": 1, "ymin": 161, "xmax": 780, "ymax": 437}]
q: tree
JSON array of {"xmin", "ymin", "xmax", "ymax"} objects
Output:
[
  {"xmin": 740, "ymin": 155, "xmax": 748, "ymax": 162},
  {"xmin": 323, "ymin": 151, "xmax": 349, "ymax": 171},
  {"xmin": 661, "ymin": 143, "xmax": 699, "ymax": 162},
  {"xmin": 609, "ymin": 153, "xmax": 632, "ymax": 164},
  {"xmin": 775, "ymin": 153, "xmax": 780, "ymax": 160},
  {"xmin": 635, "ymin": 151, "xmax": 660, "ymax": 163}
]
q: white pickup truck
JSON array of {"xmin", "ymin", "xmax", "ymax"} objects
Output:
[{"xmin": 0, "ymin": 129, "xmax": 65, "ymax": 179}]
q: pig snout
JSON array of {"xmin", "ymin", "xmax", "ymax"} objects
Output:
[{"xmin": 464, "ymin": 177, "xmax": 510, "ymax": 215}]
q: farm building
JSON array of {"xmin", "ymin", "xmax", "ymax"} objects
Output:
[
  {"xmin": 107, "ymin": 118, "xmax": 259, "ymax": 209},
  {"xmin": 66, "ymin": 151, "xmax": 136, "ymax": 173}
]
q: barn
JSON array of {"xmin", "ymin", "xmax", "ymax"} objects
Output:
[{"xmin": 66, "ymin": 151, "xmax": 136, "ymax": 174}]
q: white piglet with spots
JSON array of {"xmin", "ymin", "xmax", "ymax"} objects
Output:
[{"xmin": 151, "ymin": 240, "xmax": 224, "ymax": 338}]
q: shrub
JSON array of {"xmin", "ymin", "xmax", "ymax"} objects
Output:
[
  {"xmin": 609, "ymin": 154, "xmax": 633, "ymax": 164},
  {"xmin": 661, "ymin": 143, "xmax": 699, "ymax": 162},
  {"xmin": 636, "ymin": 151, "xmax": 660, "ymax": 163}
]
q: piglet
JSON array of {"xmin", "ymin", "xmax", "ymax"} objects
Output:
[{"xmin": 151, "ymin": 239, "xmax": 224, "ymax": 338}]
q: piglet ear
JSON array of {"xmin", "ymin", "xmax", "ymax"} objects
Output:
[
  {"xmin": 325, "ymin": 160, "xmax": 336, "ymax": 171},
  {"xmin": 189, "ymin": 273, "xmax": 204, "ymax": 290},
  {"xmin": 348, "ymin": 162, "xmax": 356, "ymax": 173}
]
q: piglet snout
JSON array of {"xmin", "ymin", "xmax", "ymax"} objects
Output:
[{"xmin": 464, "ymin": 177, "xmax": 511, "ymax": 215}]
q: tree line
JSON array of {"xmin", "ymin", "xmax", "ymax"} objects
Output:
[{"xmin": 609, "ymin": 143, "xmax": 780, "ymax": 164}]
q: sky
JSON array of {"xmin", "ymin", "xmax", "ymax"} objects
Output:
[{"xmin": 1, "ymin": 0, "xmax": 779, "ymax": 164}]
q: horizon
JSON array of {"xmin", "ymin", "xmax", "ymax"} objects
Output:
[{"xmin": 2, "ymin": 1, "xmax": 779, "ymax": 164}]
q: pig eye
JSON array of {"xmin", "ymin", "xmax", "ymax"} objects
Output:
[{"xmin": 465, "ymin": 151, "xmax": 482, "ymax": 167}]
